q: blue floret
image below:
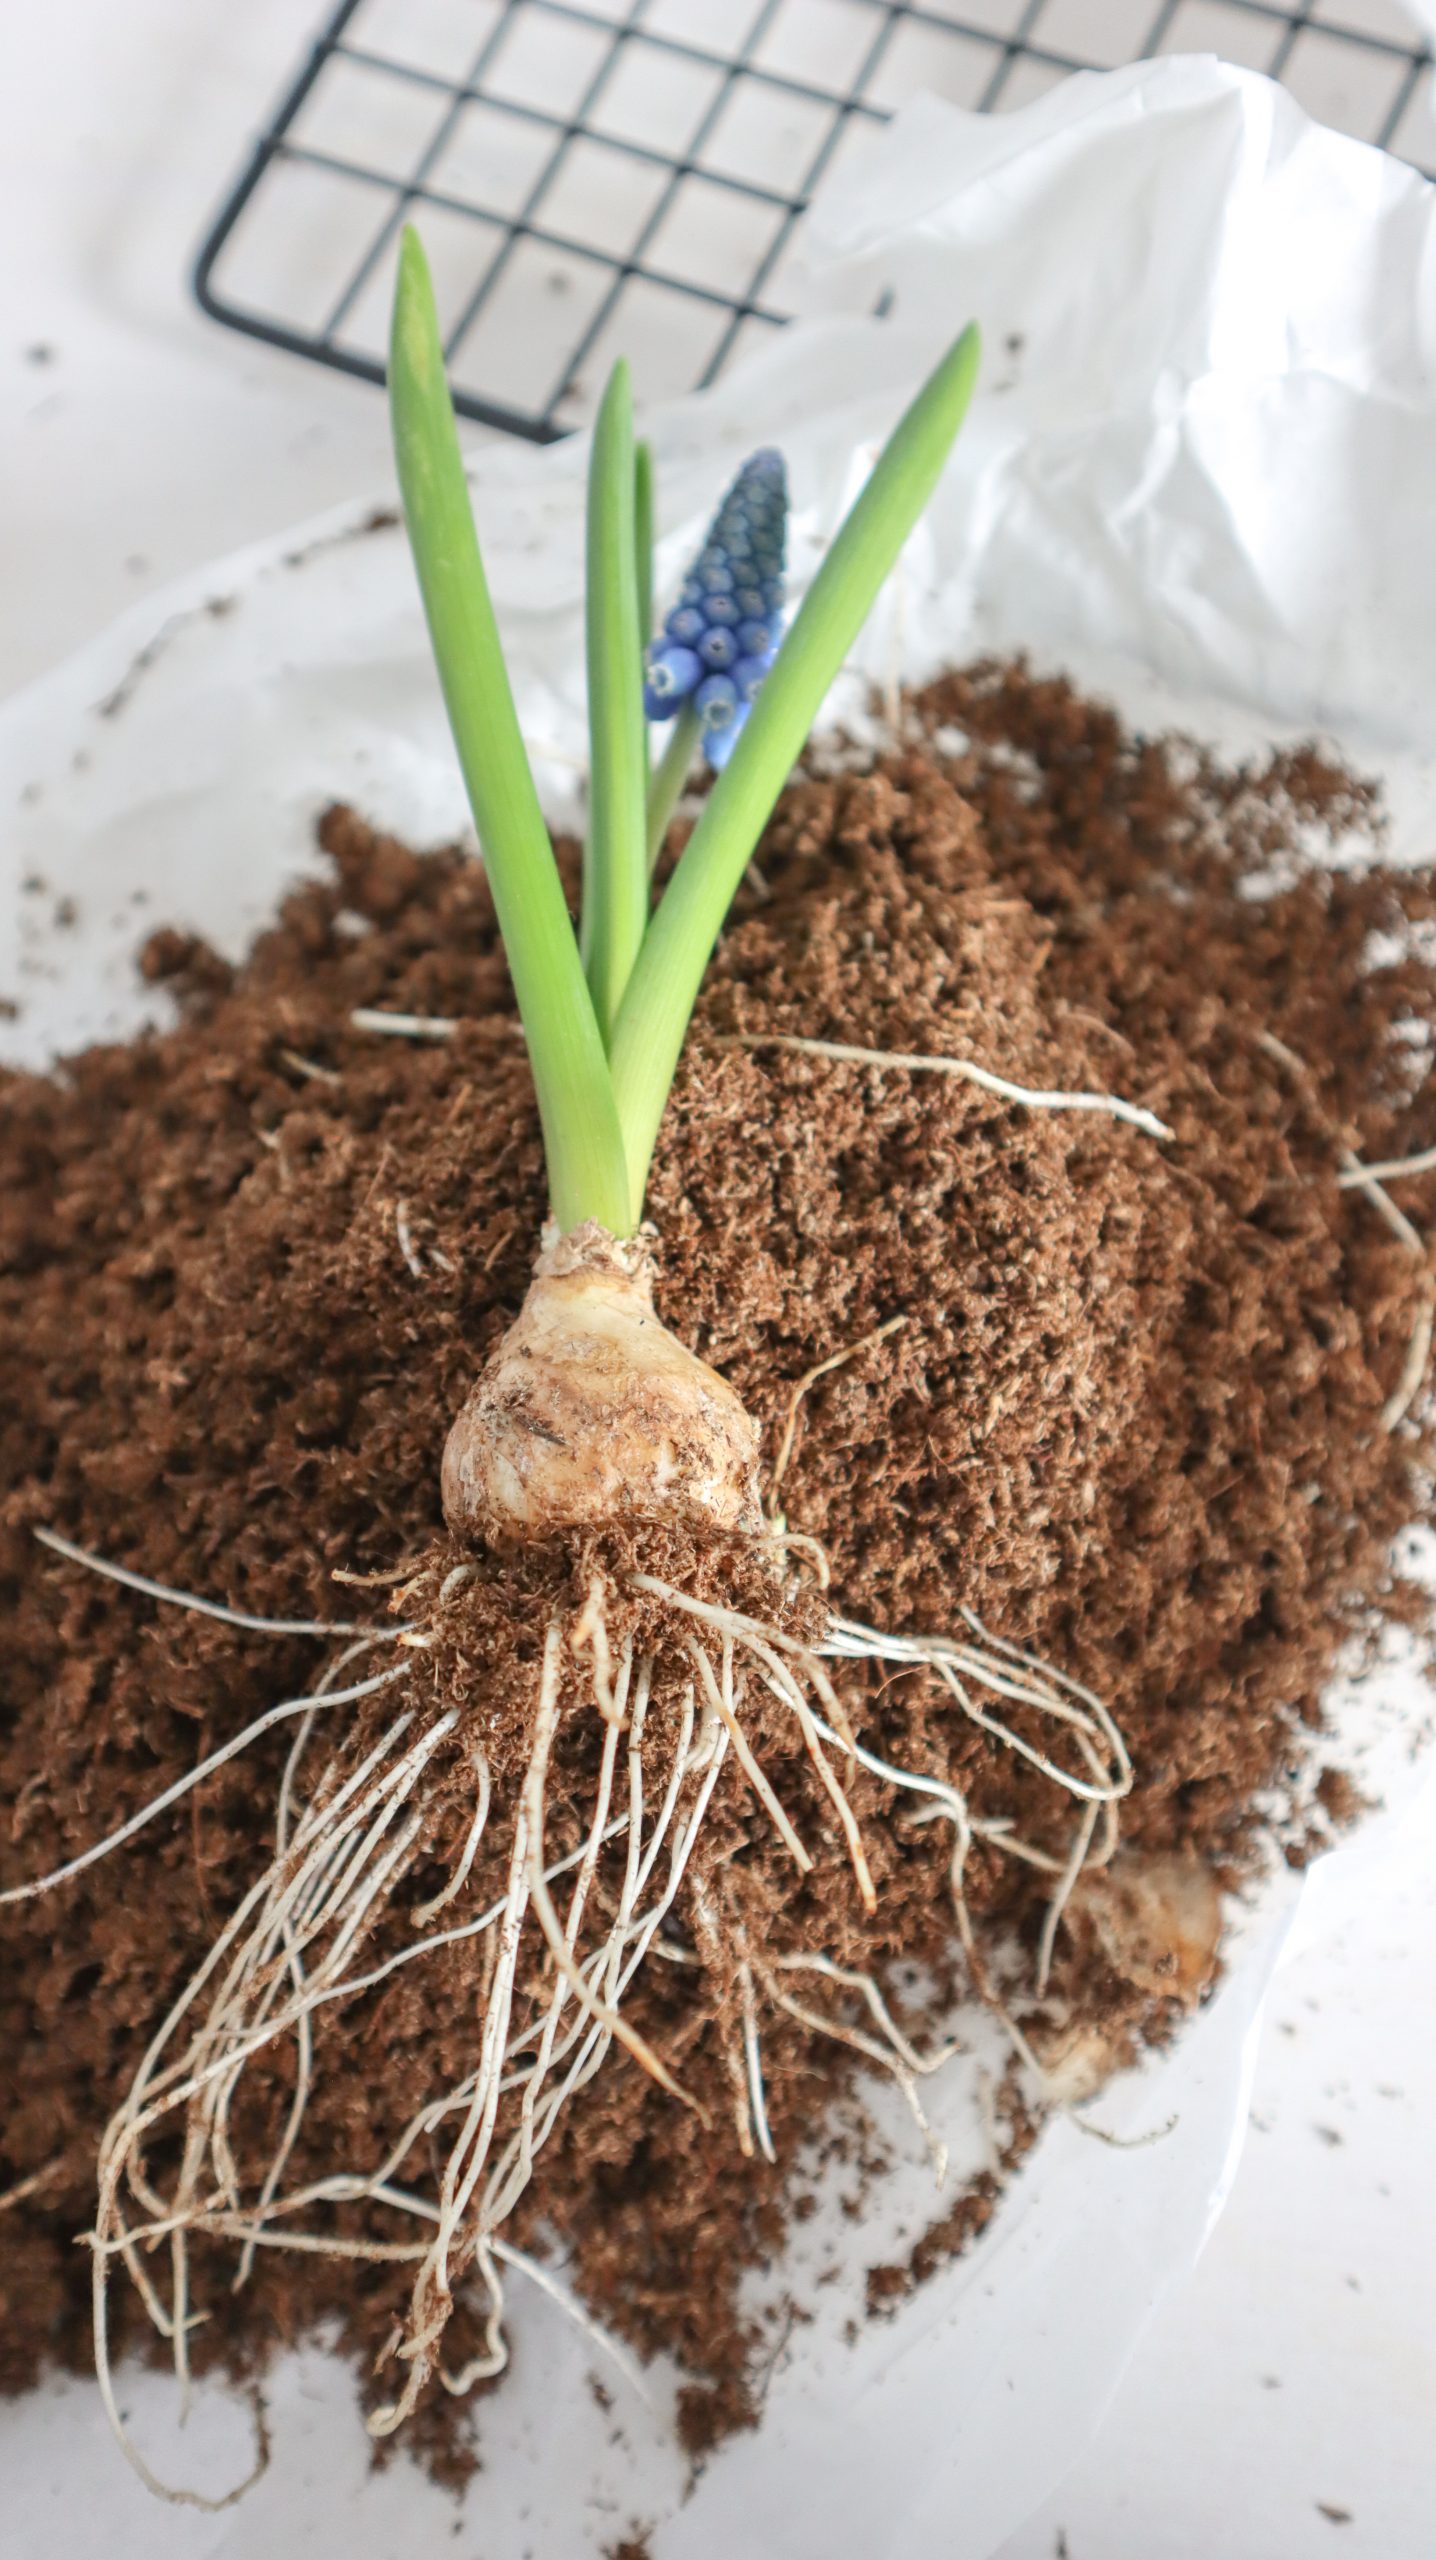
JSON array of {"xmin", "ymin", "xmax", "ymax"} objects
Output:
[
  {"xmin": 694, "ymin": 672, "xmax": 739, "ymax": 729},
  {"xmin": 698, "ymin": 625, "xmax": 738, "ymax": 672},
  {"xmin": 642, "ymin": 642, "xmax": 704, "ymax": 717}
]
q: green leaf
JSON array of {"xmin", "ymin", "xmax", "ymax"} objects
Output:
[
  {"xmin": 581, "ymin": 362, "xmax": 649, "ymax": 1043},
  {"xmin": 609, "ymin": 321, "xmax": 982, "ymax": 1217},
  {"xmin": 389, "ymin": 228, "xmax": 632, "ymax": 1236},
  {"xmin": 634, "ymin": 437, "xmax": 655, "ymax": 656}
]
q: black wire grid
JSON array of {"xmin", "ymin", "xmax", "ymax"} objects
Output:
[{"xmin": 194, "ymin": 0, "xmax": 1436, "ymax": 444}]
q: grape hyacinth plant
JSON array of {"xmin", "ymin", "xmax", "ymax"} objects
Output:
[
  {"xmin": 6, "ymin": 232, "xmax": 1035, "ymax": 2491},
  {"xmin": 387, "ymin": 226, "xmax": 982, "ymax": 1232}
]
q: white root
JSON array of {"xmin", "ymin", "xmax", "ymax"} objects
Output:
[
  {"xmin": 692, "ymin": 1879, "xmax": 754, "ymax": 2159},
  {"xmin": 484, "ymin": 1661, "xmax": 628, "ymax": 2229},
  {"xmin": 371, "ymin": 1643, "xmax": 715, "ymax": 2423},
  {"xmin": 1382, "ymin": 1295, "xmax": 1435, "ymax": 1434},
  {"xmin": 410, "ymin": 1743, "xmax": 492, "ymax": 1925},
  {"xmin": 237, "ymin": 1639, "xmax": 408, "ymax": 2231},
  {"xmin": 769, "ymin": 1315, "xmax": 908, "ymax": 1502},
  {"xmin": 0, "ymin": 1661, "xmax": 410, "ymax": 1909},
  {"xmin": 739, "ymin": 1963, "xmax": 777, "ymax": 2166},
  {"xmin": 1338, "ymin": 1141, "xmax": 1436, "ymax": 1186},
  {"xmin": 236, "ymin": 1642, "xmax": 432, "ymax": 2288},
  {"xmin": 688, "ymin": 1635, "xmax": 812, "ymax": 1879},
  {"xmin": 743, "ymin": 1642, "xmax": 876, "ymax": 1911},
  {"xmin": 348, "ymin": 1017, "xmax": 1173, "ymax": 1143},
  {"xmin": 825, "ymin": 1608, "xmax": 1132, "ymax": 1806},
  {"xmin": 367, "ymin": 1735, "xmax": 536, "ymax": 2433},
  {"xmin": 762, "ymin": 1974, "xmax": 950, "ymax": 2187},
  {"xmin": 633, "ymin": 1573, "xmax": 1129, "ymax": 1945},
  {"xmin": 0, "ymin": 2159, "xmax": 66, "ymax": 2212},
  {"xmin": 1034, "ymin": 1796, "xmax": 1103, "ymax": 1997},
  {"xmin": 31, "ymin": 1523, "xmax": 391, "ymax": 1638},
  {"xmin": 394, "ymin": 1199, "xmax": 426, "ymax": 1281},
  {"xmin": 139, "ymin": 1778, "xmax": 441, "ymax": 2375},
  {"xmin": 632, "ymin": 1577, "xmax": 877, "ymax": 1911},
  {"xmin": 1259, "ymin": 1030, "xmax": 1433, "ymax": 1432},
  {"xmin": 615, "ymin": 1577, "xmax": 1133, "ymax": 2139},
  {"xmin": 712, "ymin": 1031, "xmax": 1173, "ymax": 1142},
  {"xmin": 23, "ymin": 1456, "xmax": 1136, "ymax": 2482},
  {"xmin": 520, "ymin": 1627, "xmax": 694, "ymax": 2112},
  {"xmin": 91, "ymin": 1706, "xmax": 442, "ymax": 2401},
  {"xmin": 769, "ymin": 1951, "xmax": 962, "ymax": 2084},
  {"xmin": 797, "ymin": 1709, "xmax": 1077, "ymax": 2090},
  {"xmin": 350, "ymin": 1006, "xmax": 460, "ymax": 1040}
]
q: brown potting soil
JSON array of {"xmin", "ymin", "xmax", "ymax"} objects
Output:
[{"xmin": 2, "ymin": 660, "xmax": 1433, "ymax": 2483}]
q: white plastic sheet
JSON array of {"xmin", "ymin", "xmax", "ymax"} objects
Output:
[{"xmin": 1, "ymin": 55, "xmax": 1433, "ymax": 2560}]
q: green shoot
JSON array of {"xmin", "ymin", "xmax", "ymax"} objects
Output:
[
  {"xmin": 645, "ymin": 701, "xmax": 702, "ymax": 871},
  {"xmin": 609, "ymin": 323, "xmax": 981, "ymax": 1218},
  {"xmin": 388, "ymin": 229, "xmax": 633, "ymax": 1237},
  {"xmin": 582, "ymin": 363, "xmax": 649, "ymax": 1043},
  {"xmin": 391, "ymin": 220, "xmax": 980, "ymax": 1244}
]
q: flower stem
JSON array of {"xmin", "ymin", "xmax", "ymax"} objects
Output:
[{"xmin": 646, "ymin": 703, "xmax": 702, "ymax": 872}]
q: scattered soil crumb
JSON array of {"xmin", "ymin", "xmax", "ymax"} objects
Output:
[
  {"xmin": 1316, "ymin": 1766, "xmax": 1368, "ymax": 1828},
  {"xmin": 676, "ymin": 2374, "xmax": 758, "ymax": 2465}
]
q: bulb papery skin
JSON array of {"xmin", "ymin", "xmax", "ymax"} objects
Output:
[{"xmin": 441, "ymin": 1223, "xmax": 764, "ymax": 1542}]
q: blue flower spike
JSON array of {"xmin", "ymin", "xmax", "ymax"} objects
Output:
[{"xmin": 643, "ymin": 446, "xmax": 788, "ymax": 768}]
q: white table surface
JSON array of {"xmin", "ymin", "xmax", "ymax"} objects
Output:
[{"xmin": 2, "ymin": 6, "xmax": 1433, "ymax": 2555}]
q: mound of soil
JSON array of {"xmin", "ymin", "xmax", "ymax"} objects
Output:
[{"xmin": 2, "ymin": 662, "xmax": 1432, "ymax": 2478}]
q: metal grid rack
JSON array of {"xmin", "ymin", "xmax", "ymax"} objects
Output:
[{"xmin": 194, "ymin": 0, "xmax": 1436, "ymax": 443}]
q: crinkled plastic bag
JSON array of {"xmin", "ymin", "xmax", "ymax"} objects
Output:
[{"xmin": 2, "ymin": 55, "xmax": 1433, "ymax": 2560}]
